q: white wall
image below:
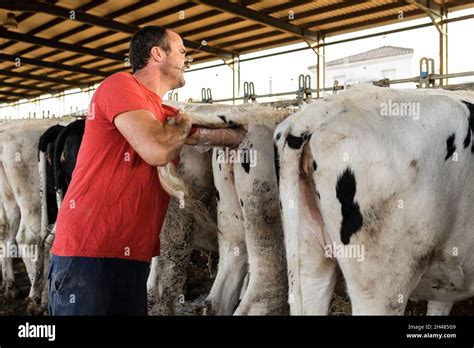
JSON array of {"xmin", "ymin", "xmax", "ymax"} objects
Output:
[{"xmin": 309, "ymin": 54, "xmax": 413, "ymax": 86}]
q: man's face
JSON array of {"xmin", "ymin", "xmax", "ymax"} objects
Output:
[{"xmin": 161, "ymin": 31, "xmax": 190, "ymax": 89}]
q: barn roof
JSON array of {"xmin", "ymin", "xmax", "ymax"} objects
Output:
[
  {"xmin": 308, "ymin": 45, "xmax": 414, "ymax": 70},
  {"xmin": 0, "ymin": 0, "xmax": 472, "ymax": 104}
]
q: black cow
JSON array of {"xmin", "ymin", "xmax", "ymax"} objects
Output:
[{"xmin": 53, "ymin": 119, "xmax": 85, "ymax": 202}]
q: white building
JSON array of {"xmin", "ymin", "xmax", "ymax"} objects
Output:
[{"xmin": 308, "ymin": 45, "xmax": 414, "ymax": 86}]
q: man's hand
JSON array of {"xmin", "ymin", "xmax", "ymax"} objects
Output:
[{"xmin": 175, "ymin": 112, "xmax": 192, "ymax": 135}]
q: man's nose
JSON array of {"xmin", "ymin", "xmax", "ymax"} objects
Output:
[{"xmin": 184, "ymin": 56, "xmax": 193, "ymax": 69}]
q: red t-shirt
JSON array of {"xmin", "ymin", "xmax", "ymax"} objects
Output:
[{"xmin": 52, "ymin": 72, "xmax": 179, "ymax": 262}]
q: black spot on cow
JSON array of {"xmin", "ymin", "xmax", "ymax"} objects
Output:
[
  {"xmin": 312, "ymin": 160, "xmax": 317, "ymax": 171},
  {"xmin": 219, "ymin": 163, "xmax": 222, "ymax": 171},
  {"xmin": 279, "ymin": 200, "xmax": 282, "ymax": 209},
  {"xmin": 276, "ymin": 132, "xmax": 281, "ymax": 141},
  {"xmin": 215, "ymin": 188, "xmax": 220, "ymax": 201},
  {"xmin": 464, "ymin": 124, "xmax": 471, "ymax": 149},
  {"xmin": 274, "ymin": 144, "xmax": 280, "ymax": 186},
  {"xmin": 316, "ymin": 191, "xmax": 321, "ymax": 200},
  {"xmin": 336, "ymin": 168, "xmax": 363, "ymax": 245},
  {"xmin": 240, "ymin": 198, "xmax": 244, "ymax": 207},
  {"xmin": 218, "ymin": 115, "xmax": 226, "ymax": 123},
  {"xmin": 445, "ymin": 133, "xmax": 456, "ymax": 161},
  {"xmin": 462, "ymin": 101, "xmax": 474, "ymax": 152},
  {"xmin": 287, "ymin": 133, "xmax": 304, "ymax": 149},
  {"xmin": 241, "ymin": 148, "xmax": 251, "ymax": 174}
]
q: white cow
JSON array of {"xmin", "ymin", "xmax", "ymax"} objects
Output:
[
  {"xmin": 147, "ymin": 144, "xmax": 218, "ymax": 315},
  {"xmin": 275, "ymin": 86, "xmax": 474, "ymax": 315},
  {"xmin": 0, "ymin": 117, "xmax": 74, "ymax": 312},
  {"xmin": 158, "ymin": 103, "xmax": 291, "ymax": 315}
]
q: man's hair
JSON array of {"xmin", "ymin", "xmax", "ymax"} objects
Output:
[{"xmin": 128, "ymin": 25, "xmax": 171, "ymax": 73}]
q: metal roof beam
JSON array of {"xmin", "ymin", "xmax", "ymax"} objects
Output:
[
  {"xmin": 0, "ymin": 81, "xmax": 57, "ymax": 93},
  {"xmin": 324, "ymin": 8, "xmax": 425, "ymax": 35},
  {"xmin": 0, "ymin": 90, "xmax": 33, "ymax": 99},
  {"xmin": 0, "ymin": 28, "xmax": 124, "ymax": 62},
  {"xmin": 0, "ymin": 70, "xmax": 85, "ymax": 87},
  {"xmin": 193, "ymin": 0, "xmax": 319, "ymax": 42},
  {"xmin": 181, "ymin": 0, "xmax": 362, "ymax": 38},
  {"xmin": 6, "ymin": 0, "xmax": 109, "ymax": 55},
  {"xmin": 0, "ymin": 0, "xmax": 234, "ymax": 59},
  {"xmin": 0, "ymin": 53, "xmax": 109, "ymax": 77},
  {"xmin": 0, "ymin": 0, "xmax": 61, "ymax": 50},
  {"xmin": 3, "ymin": 1, "xmax": 153, "ymax": 85},
  {"xmin": 303, "ymin": 1, "xmax": 409, "ymax": 29},
  {"xmin": 406, "ymin": 0, "xmax": 446, "ymax": 35}
]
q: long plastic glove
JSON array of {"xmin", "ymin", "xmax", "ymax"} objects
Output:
[{"xmin": 197, "ymin": 127, "xmax": 246, "ymax": 149}]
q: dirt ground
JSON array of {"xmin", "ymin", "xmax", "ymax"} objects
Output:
[{"xmin": 2, "ymin": 252, "xmax": 474, "ymax": 316}]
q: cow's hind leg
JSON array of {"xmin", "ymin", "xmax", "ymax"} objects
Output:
[
  {"xmin": 233, "ymin": 125, "xmax": 289, "ymax": 315},
  {"xmin": 1, "ymin": 204, "xmax": 21, "ymax": 299},
  {"xmin": 427, "ymin": 300, "xmax": 453, "ymax": 315},
  {"xmin": 0, "ymin": 163, "xmax": 21, "ymax": 299},
  {"xmin": 148, "ymin": 146, "xmax": 216, "ymax": 315},
  {"xmin": 339, "ymin": 226, "xmax": 430, "ymax": 315},
  {"xmin": 148, "ymin": 197, "xmax": 194, "ymax": 315},
  {"xmin": 205, "ymin": 148, "xmax": 248, "ymax": 315}
]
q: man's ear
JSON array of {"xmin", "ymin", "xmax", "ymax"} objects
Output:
[{"xmin": 150, "ymin": 46, "xmax": 164, "ymax": 63}]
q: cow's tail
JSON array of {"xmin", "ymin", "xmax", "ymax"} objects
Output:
[
  {"xmin": 157, "ymin": 163, "xmax": 219, "ymax": 235},
  {"xmin": 38, "ymin": 125, "xmax": 63, "ymax": 240},
  {"xmin": 38, "ymin": 150, "xmax": 49, "ymax": 242},
  {"xmin": 53, "ymin": 125, "xmax": 71, "ymax": 208},
  {"xmin": 277, "ymin": 138, "xmax": 306, "ymax": 315}
]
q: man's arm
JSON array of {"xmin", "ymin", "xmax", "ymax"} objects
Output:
[
  {"xmin": 114, "ymin": 109, "xmax": 191, "ymax": 166},
  {"xmin": 185, "ymin": 128, "xmax": 247, "ymax": 147}
]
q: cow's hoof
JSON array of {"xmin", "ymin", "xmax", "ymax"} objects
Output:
[
  {"xmin": 33, "ymin": 304, "xmax": 48, "ymax": 316},
  {"xmin": 3, "ymin": 284, "xmax": 21, "ymax": 300},
  {"xmin": 155, "ymin": 300, "xmax": 176, "ymax": 316},
  {"xmin": 25, "ymin": 297, "xmax": 42, "ymax": 315},
  {"xmin": 201, "ymin": 298, "xmax": 215, "ymax": 316}
]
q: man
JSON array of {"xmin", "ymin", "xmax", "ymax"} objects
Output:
[{"xmin": 48, "ymin": 26, "xmax": 243, "ymax": 315}]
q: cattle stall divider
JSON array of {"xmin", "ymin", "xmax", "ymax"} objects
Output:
[{"xmin": 196, "ymin": 57, "xmax": 474, "ymax": 108}]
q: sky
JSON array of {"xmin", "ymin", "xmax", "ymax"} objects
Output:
[{"xmin": 1, "ymin": 7, "xmax": 473, "ymax": 118}]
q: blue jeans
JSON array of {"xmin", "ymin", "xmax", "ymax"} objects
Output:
[{"xmin": 48, "ymin": 254, "xmax": 149, "ymax": 315}]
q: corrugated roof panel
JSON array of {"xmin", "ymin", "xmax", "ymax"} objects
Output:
[
  {"xmin": 1, "ymin": 0, "xmax": 473, "ymax": 104},
  {"xmin": 86, "ymin": 0, "xmax": 137, "ymax": 18},
  {"xmin": 36, "ymin": 18, "xmax": 86, "ymax": 40}
]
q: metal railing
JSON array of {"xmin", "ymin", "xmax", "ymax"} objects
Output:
[{"xmin": 196, "ymin": 57, "xmax": 474, "ymax": 106}]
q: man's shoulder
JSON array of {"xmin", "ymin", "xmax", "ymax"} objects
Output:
[
  {"xmin": 101, "ymin": 71, "xmax": 135, "ymax": 87},
  {"xmin": 94, "ymin": 72, "xmax": 140, "ymax": 101}
]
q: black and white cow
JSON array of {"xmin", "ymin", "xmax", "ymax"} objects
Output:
[
  {"xmin": 38, "ymin": 119, "xmax": 85, "ymax": 312},
  {"xmin": 275, "ymin": 86, "xmax": 474, "ymax": 315},
  {"xmin": 0, "ymin": 118, "xmax": 75, "ymax": 310},
  {"xmin": 157, "ymin": 103, "xmax": 292, "ymax": 315}
]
